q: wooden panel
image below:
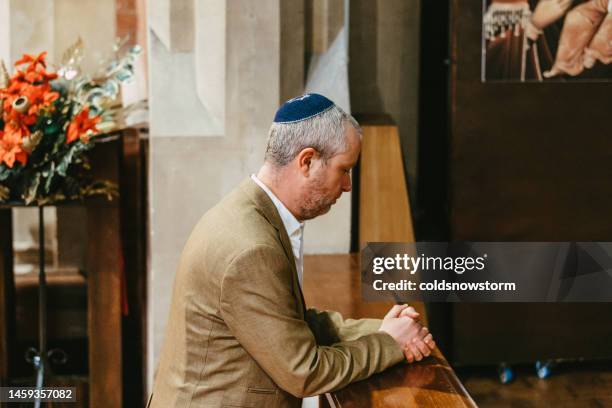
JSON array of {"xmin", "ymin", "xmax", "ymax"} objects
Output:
[
  {"xmin": 358, "ymin": 123, "xmax": 425, "ymax": 322},
  {"xmin": 448, "ymin": 0, "xmax": 612, "ymax": 365},
  {"xmin": 303, "ymin": 254, "xmax": 476, "ymax": 408},
  {"xmin": 449, "ymin": 1, "xmax": 612, "ymax": 242},
  {"xmin": 359, "ymin": 124, "xmax": 415, "ymax": 247},
  {"xmin": 15, "ymin": 270, "xmax": 86, "ymax": 341},
  {"xmin": 119, "ymin": 129, "xmax": 147, "ymax": 406},
  {"xmin": 0, "ymin": 209, "xmax": 14, "ymax": 386},
  {"xmin": 87, "ymin": 204, "xmax": 122, "ymax": 407},
  {"xmin": 304, "ymin": 254, "xmax": 391, "ymax": 320},
  {"xmin": 87, "ymin": 140, "xmax": 122, "ymax": 408},
  {"xmin": 453, "ymin": 303, "xmax": 612, "ymax": 365}
]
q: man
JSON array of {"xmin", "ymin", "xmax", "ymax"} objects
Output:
[{"xmin": 149, "ymin": 94, "xmax": 435, "ymax": 407}]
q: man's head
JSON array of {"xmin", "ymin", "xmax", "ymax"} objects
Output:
[{"xmin": 260, "ymin": 94, "xmax": 362, "ymax": 221}]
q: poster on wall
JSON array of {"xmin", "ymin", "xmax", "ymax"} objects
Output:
[{"xmin": 482, "ymin": 0, "xmax": 612, "ymax": 82}]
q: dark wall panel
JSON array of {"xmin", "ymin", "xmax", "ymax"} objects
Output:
[
  {"xmin": 449, "ymin": 0, "xmax": 612, "ymax": 365},
  {"xmin": 451, "ymin": 1, "xmax": 612, "ymax": 241}
]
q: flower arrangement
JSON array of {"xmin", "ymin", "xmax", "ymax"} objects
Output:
[{"xmin": 0, "ymin": 38, "xmax": 141, "ymax": 205}]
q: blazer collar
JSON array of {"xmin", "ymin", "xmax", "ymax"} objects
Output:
[
  {"xmin": 239, "ymin": 177, "xmax": 287, "ymax": 233},
  {"xmin": 239, "ymin": 177, "xmax": 306, "ymax": 314}
]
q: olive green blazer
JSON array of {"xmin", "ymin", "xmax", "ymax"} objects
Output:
[{"xmin": 148, "ymin": 178, "xmax": 404, "ymax": 408}]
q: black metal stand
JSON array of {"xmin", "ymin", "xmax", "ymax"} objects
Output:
[
  {"xmin": 36, "ymin": 206, "xmax": 46, "ymax": 408},
  {"xmin": 22, "ymin": 206, "xmax": 47, "ymax": 408},
  {"xmin": 22, "ymin": 206, "xmax": 66, "ymax": 408}
]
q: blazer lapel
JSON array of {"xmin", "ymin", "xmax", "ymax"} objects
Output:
[{"xmin": 239, "ymin": 178, "xmax": 306, "ymax": 316}]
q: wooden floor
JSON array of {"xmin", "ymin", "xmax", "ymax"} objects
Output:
[{"xmin": 458, "ymin": 362, "xmax": 612, "ymax": 408}]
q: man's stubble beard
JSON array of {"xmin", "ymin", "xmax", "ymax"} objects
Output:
[{"xmin": 298, "ymin": 172, "xmax": 336, "ymax": 221}]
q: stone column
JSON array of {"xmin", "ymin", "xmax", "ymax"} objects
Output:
[
  {"xmin": 307, "ymin": 0, "xmax": 344, "ymax": 55},
  {"xmin": 350, "ymin": 0, "xmax": 421, "ymax": 194}
]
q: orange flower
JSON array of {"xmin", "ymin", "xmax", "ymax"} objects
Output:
[
  {"xmin": 1, "ymin": 52, "xmax": 58, "ymax": 122},
  {"xmin": 15, "ymin": 52, "xmax": 48, "ymax": 72},
  {"xmin": 0, "ymin": 131, "xmax": 27, "ymax": 168},
  {"xmin": 66, "ymin": 107, "xmax": 100, "ymax": 144},
  {"xmin": 3, "ymin": 108, "xmax": 35, "ymax": 138},
  {"xmin": 3, "ymin": 108, "xmax": 32, "ymax": 141},
  {"xmin": 21, "ymin": 82, "xmax": 59, "ymax": 116},
  {"xmin": 11, "ymin": 52, "xmax": 57, "ymax": 85},
  {"xmin": 23, "ymin": 69, "xmax": 58, "ymax": 84},
  {"xmin": 1, "ymin": 79, "xmax": 59, "ymax": 122},
  {"xmin": 4, "ymin": 121, "xmax": 30, "ymax": 141},
  {"xmin": 0, "ymin": 79, "xmax": 23, "ymax": 109}
]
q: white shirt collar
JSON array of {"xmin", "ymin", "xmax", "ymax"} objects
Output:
[{"xmin": 250, "ymin": 174, "xmax": 303, "ymax": 238}]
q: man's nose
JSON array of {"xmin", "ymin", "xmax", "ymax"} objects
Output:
[{"xmin": 342, "ymin": 173, "xmax": 352, "ymax": 192}]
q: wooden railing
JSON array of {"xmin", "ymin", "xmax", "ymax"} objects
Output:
[{"xmin": 303, "ymin": 254, "xmax": 476, "ymax": 407}]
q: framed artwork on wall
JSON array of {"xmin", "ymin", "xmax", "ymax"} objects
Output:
[{"xmin": 482, "ymin": 0, "xmax": 612, "ymax": 82}]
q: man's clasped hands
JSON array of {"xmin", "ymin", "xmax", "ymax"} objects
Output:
[{"xmin": 379, "ymin": 304, "xmax": 436, "ymax": 363}]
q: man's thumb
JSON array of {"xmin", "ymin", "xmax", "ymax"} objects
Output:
[{"xmin": 385, "ymin": 304, "xmax": 408, "ymax": 319}]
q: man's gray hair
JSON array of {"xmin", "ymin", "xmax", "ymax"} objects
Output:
[{"xmin": 264, "ymin": 104, "xmax": 361, "ymax": 167}]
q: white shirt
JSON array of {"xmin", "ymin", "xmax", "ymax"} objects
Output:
[
  {"xmin": 251, "ymin": 175, "xmax": 316, "ymax": 408},
  {"xmin": 251, "ymin": 175, "xmax": 305, "ymax": 286}
]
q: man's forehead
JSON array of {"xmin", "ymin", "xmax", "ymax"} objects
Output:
[
  {"xmin": 346, "ymin": 127, "xmax": 362, "ymax": 151},
  {"xmin": 337, "ymin": 130, "xmax": 361, "ymax": 162}
]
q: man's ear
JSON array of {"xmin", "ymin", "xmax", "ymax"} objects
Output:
[{"xmin": 297, "ymin": 147, "xmax": 318, "ymax": 176}]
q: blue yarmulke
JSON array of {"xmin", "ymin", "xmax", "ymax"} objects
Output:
[{"xmin": 273, "ymin": 93, "xmax": 334, "ymax": 124}]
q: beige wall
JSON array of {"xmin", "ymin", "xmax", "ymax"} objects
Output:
[
  {"xmin": 53, "ymin": 0, "xmax": 116, "ymax": 73},
  {"xmin": 7, "ymin": 0, "xmax": 54, "ymax": 64},
  {"xmin": 3, "ymin": 0, "xmax": 115, "ymax": 72}
]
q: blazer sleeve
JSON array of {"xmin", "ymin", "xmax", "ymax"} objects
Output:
[
  {"xmin": 220, "ymin": 244, "xmax": 404, "ymax": 398},
  {"xmin": 304, "ymin": 308, "xmax": 382, "ymax": 345}
]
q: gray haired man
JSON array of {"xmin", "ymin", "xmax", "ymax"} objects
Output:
[{"xmin": 149, "ymin": 93, "xmax": 434, "ymax": 408}]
